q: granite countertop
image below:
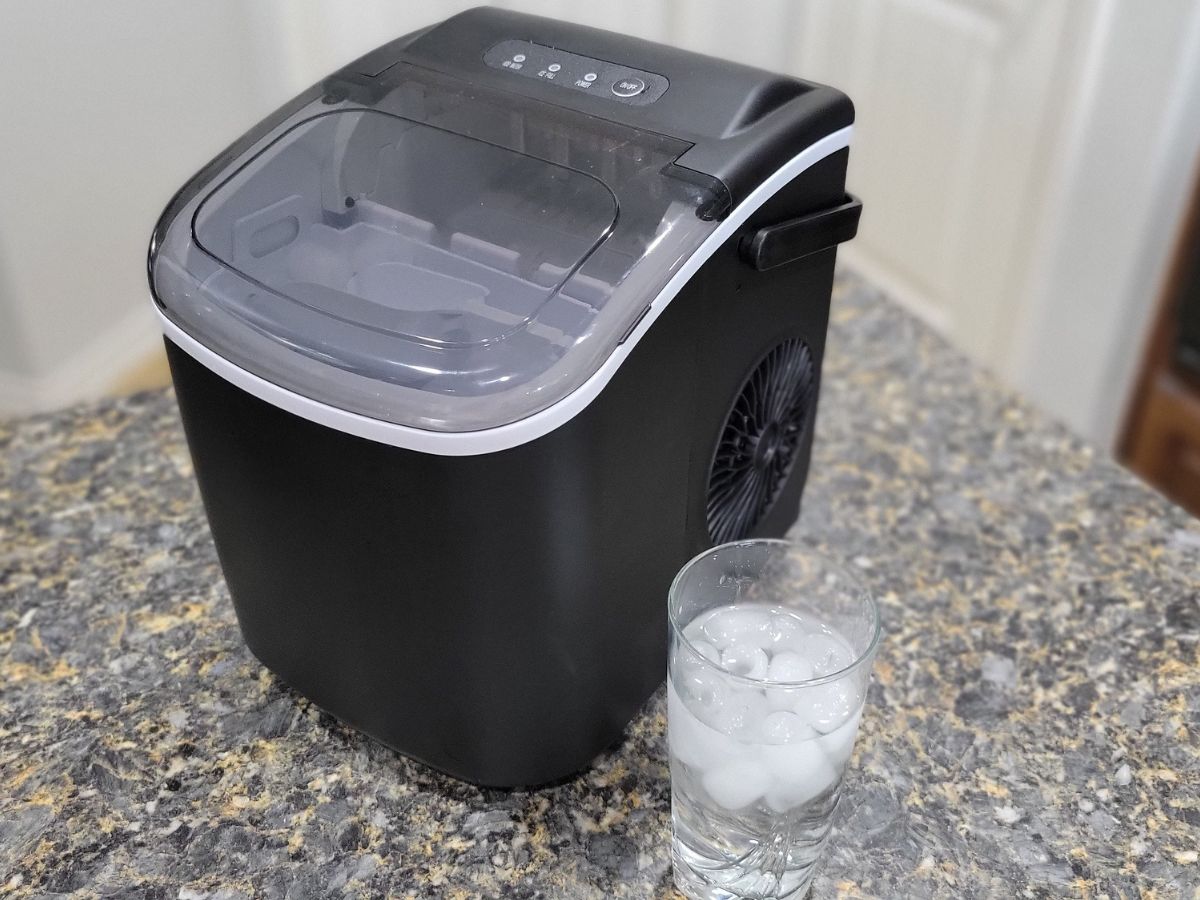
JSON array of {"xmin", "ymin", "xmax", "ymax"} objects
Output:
[{"xmin": 2, "ymin": 272, "xmax": 1198, "ymax": 899}]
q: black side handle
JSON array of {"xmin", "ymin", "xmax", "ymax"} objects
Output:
[{"xmin": 739, "ymin": 193, "xmax": 862, "ymax": 271}]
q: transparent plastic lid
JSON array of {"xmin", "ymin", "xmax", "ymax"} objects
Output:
[{"xmin": 152, "ymin": 64, "xmax": 722, "ymax": 432}]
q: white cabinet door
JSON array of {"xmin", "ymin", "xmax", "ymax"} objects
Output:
[
  {"xmin": 744, "ymin": 0, "xmax": 1199, "ymax": 450},
  {"xmin": 786, "ymin": 0, "xmax": 1081, "ymax": 355},
  {"xmin": 491, "ymin": 0, "xmax": 672, "ymax": 39}
]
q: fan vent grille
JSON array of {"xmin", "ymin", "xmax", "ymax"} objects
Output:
[{"xmin": 706, "ymin": 338, "xmax": 816, "ymax": 544}]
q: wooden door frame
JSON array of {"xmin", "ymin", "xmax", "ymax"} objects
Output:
[{"xmin": 1119, "ymin": 151, "xmax": 1200, "ymax": 513}]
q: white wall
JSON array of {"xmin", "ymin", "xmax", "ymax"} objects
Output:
[
  {"xmin": 0, "ymin": 1, "xmax": 269, "ymax": 411},
  {"xmin": 778, "ymin": 0, "xmax": 1200, "ymax": 449},
  {"xmin": 1006, "ymin": 0, "xmax": 1200, "ymax": 445},
  {"xmin": 1, "ymin": 0, "xmax": 1197, "ymax": 454}
]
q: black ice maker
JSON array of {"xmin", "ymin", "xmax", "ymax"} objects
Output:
[{"xmin": 148, "ymin": 8, "xmax": 861, "ymax": 786}]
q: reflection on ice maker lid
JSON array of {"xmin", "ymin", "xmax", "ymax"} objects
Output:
[{"xmin": 151, "ymin": 64, "xmax": 722, "ymax": 433}]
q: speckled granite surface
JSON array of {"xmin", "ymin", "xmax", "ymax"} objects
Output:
[{"xmin": 2, "ymin": 272, "xmax": 1198, "ymax": 899}]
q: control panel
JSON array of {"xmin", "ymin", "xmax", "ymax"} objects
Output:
[{"xmin": 483, "ymin": 40, "xmax": 669, "ymax": 105}]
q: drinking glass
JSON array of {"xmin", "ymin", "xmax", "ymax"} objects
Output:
[{"xmin": 668, "ymin": 539, "xmax": 881, "ymax": 899}]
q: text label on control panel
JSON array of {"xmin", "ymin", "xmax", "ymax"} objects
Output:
[{"xmin": 484, "ymin": 40, "xmax": 669, "ymax": 105}]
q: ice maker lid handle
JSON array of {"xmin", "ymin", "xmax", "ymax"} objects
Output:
[{"xmin": 739, "ymin": 193, "xmax": 862, "ymax": 271}]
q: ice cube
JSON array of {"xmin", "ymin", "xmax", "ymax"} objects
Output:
[
  {"xmin": 675, "ymin": 664, "xmax": 729, "ymax": 723},
  {"xmin": 816, "ymin": 707, "xmax": 862, "ymax": 768},
  {"xmin": 668, "ymin": 681, "xmax": 740, "ymax": 771},
  {"xmin": 762, "ymin": 653, "xmax": 815, "ymax": 710},
  {"xmin": 797, "ymin": 679, "xmax": 860, "ymax": 734},
  {"xmin": 765, "ymin": 687, "xmax": 799, "ymax": 713},
  {"xmin": 799, "ymin": 631, "xmax": 853, "ymax": 676},
  {"xmin": 721, "ymin": 642, "xmax": 769, "ymax": 679},
  {"xmin": 690, "ymin": 640, "xmax": 720, "ymax": 664},
  {"xmin": 701, "ymin": 605, "xmax": 773, "ymax": 650},
  {"xmin": 762, "ymin": 735, "xmax": 840, "ymax": 792},
  {"xmin": 763, "ymin": 770, "xmax": 836, "ymax": 814},
  {"xmin": 767, "ymin": 611, "xmax": 811, "ymax": 650},
  {"xmin": 710, "ymin": 685, "xmax": 768, "ymax": 741},
  {"xmin": 765, "ymin": 651, "xmax": 814, "ymax": 683},
  {"xmin": 761, "ymin": 738, "xmax": 840, "ymax": 809},
  {"xmin": 702, "ymin": 758, "xmax": 772, "ymax": 811},
  {"xmin": 764, "ymin": 783, "xmax": 807, "ymax": 814},
  {"xmin": 759, "ymin": 709, "xmax": 816, "ymax": 745},
  {"xmin": 763, "ymin": 706, "xmax": 862, "ymax": 812},
  {"xmin": 682, "ymin": 617, "xmax": 709, "ymax": 643}
]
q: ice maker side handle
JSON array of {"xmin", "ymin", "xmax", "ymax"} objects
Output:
[{"xmin": 739, "ymin": 193, "xmax": 862, "ymax": 271}]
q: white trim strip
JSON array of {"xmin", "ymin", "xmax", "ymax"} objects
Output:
[{"xmin": 156, "ymin": 125, "xmax": 853, "ymax": 456}]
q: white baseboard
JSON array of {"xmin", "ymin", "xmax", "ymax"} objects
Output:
[{"xmin": 0, "ymin": 305, "xmax": 163, "ymax": 417}]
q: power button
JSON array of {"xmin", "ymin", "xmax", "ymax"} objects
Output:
[{"xmin": 611, "ymin": 77, "xmax": 647, "ymax": 98}]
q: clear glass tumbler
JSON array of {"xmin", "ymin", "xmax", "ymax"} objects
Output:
[{"xmin": 668, "ymin": 539, "xmax": 881, "ymax": 899}]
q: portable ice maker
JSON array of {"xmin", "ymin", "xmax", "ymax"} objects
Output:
[{"xmin": 148, "ymin": 7, "xmax": 861, "ymax": 786}]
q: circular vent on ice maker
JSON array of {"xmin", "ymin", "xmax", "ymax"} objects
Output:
[{"xmin": 706, "ymin": 338, "xmax": 816, "ymax": 544}]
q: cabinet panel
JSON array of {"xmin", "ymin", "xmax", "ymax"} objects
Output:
[
  {"xmin": 491, "ymin": 0, "xmax": 671, "ymax": 41},
  {"xmin": 791, "ymin": 0, "xmax": 1076, "ymax": 347}
]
